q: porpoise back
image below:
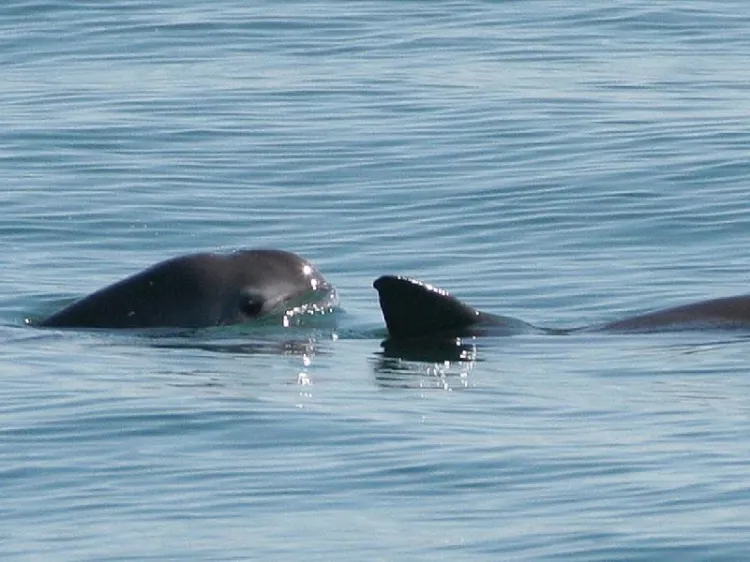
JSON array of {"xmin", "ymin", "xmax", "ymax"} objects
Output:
[
  {"xmin": 374, "ymin": 275, "xmax": 750, "ymax": 340},
  {"xmin": 593, "ymin": 294, "xmax": 750, "ymax": 333},
  {"xmin": 373, "ymin": 275, "xmax": 539, "ymax": 339}
]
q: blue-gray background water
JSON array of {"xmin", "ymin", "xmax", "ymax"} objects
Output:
[{"xmin": 3, "ymin": 1, "xmax": 750, "ymax": 560}]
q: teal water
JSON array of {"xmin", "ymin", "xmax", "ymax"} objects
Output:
[{"xmin": 3, "ymin": 1, "xmax": 750, "ymax": 560}]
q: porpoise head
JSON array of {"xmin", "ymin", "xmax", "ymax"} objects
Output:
[
  {"xmin": 226, "ymin": 250, "xmax": 338, "ymax": 325},
  {"xmin": 38, "ymin": 249, "xmax": 337, "ymax": 329}
]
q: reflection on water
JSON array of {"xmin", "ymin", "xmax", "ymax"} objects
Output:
[
  {"xmin": 379, "ymin": 337, "xmax": 479, "ymax": 363},
  {"xmin": 371, "ymin": 338, "xmax": 478, "ymax": 390}
]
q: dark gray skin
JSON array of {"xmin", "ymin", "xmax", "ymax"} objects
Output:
[
  {"xmin": 40, "ymin": 250, "xmax": 336, "ymax": 329},
  {"xmin": 373, "ymin": 275, "xmax": 750, "ymax": 340}
]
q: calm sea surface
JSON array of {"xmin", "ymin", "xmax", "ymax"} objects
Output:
[{"xmin": 3, "ymin": 1, "xmax": 750, "ymax": 560}]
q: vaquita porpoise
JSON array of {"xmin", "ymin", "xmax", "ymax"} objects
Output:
[
  {"xmin": 374, "ymin": 275, "xmax": 750, "ymax": 340},
  {"xmin": 36, "ymin": 254, "xmax": 750, "ymax": 337},
  {"xmin": 40, "ymin": 250, "xmax": 337, "ymax": 329}
]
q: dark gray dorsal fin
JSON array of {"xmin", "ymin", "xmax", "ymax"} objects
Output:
[{"xmin": 373, "ymin": 276, "xmax": 484, "ymax": 339}]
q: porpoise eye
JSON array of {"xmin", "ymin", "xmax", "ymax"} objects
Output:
[{"xmin": 239, "ymin": 294, "xmax": 265, "ymax": 317}]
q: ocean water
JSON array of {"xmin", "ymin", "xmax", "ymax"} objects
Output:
[{"xmin": 3, "ymin": 0, "xmax": 750, "ymax": 559}]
